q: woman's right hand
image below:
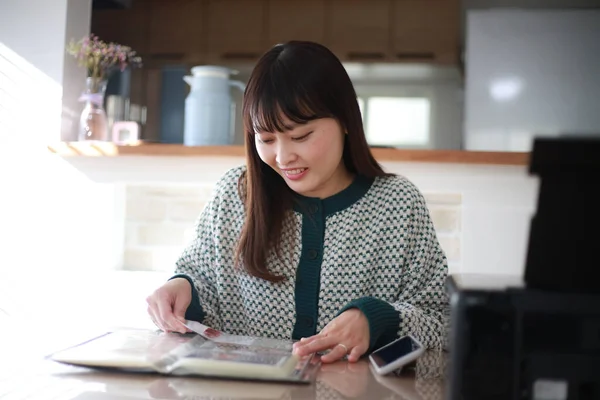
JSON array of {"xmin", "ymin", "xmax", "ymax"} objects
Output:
[{"xmin": 146, "ymin": 278, "xmax": 193, "ymax": 334}]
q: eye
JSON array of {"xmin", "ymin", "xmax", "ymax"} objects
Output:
[
  {"xmin": 292, "ymin": 131, "xmax": 313, "ymax": 142},
  {"xmin": 256, "ymin": 136, "xmax": 274, "ymax": 144}
]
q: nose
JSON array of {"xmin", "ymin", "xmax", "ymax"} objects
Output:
[{"xmin": 275, "ymin": 141, "xmax": 297, "ymax": 166}]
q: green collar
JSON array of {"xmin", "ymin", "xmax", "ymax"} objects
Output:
[{"xmin": 292, "ymin": 175, "xmax": 374, "ymax": 216}]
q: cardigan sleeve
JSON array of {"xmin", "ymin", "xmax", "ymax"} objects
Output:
[
  {"xmin": 339, "ymin": 185, "xmax": 450, "ymax": 352},
  {"xmin": 169, "ymin": 183, "xmax": 225, "ymax": 330}
]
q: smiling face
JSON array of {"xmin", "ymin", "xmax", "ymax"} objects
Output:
[{"xmin": 254, "ymin": 117, "xmax": 353, "ymax": 199}]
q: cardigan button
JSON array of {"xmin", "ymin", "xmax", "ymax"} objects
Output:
[
  {"xmin": 307, "ymin": 249, "xmax": 318, "ymax": 259},
  {"xmin": 309, "ymin": 204, "xmax": 319, "ymax": 214}
]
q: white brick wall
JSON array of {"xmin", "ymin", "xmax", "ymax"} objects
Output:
[
  {"xmin": 425, "ymin": 193, "xmax": 462, "ymax": 272},
  {"xmin": 123, "ymin": 184, "xmax": 214, "ymax": 271},
  {"xmin": 123, "ymin": 183, "xmax": 463, "ymax": 274}
]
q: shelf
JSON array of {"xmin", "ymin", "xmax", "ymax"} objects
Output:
[
  {"xmin": 47, "ymin": 142, "xmax": 246, "ymax": 157},
  {"xmin": 367, "ymin": 147, "xmax": 529, "ymax": 166},
  {"xmin": 47, "ymin": 142, "xmax": 529, "ymax": 166}
]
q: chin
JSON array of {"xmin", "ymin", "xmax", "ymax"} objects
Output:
[{"xmin": 286, "ymin": 181, "xmax": 314, "ymax": 196}]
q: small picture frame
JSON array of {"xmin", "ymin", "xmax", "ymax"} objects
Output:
[{"xmin": 112, "ymin": 121, "xmax": 140, "ymax": 144}]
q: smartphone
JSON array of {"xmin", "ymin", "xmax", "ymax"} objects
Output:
[{"xmin": 369, "ymin": 335, "xmax": 425, "ymax": 375}]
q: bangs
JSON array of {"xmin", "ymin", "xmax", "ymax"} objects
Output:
[{"xmin": 244, "ymin": 62, "xmax": 333, "ymax": 134}]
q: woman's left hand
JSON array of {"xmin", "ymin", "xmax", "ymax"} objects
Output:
[{"xmin": 292, "ymin": 308, "xmax": 370, "ymax": 363}]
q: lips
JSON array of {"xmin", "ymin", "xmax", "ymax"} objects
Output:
[
  {"xmin": 281, "ymin": 168, "xmax": 308, "ymax": 180},
  {"xmin": 283, "ymin": 168, "xmax": 307, "ymax": 176}
]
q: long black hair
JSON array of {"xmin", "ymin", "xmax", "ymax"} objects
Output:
[{"xmin": 237, "ymin": 41, "xmax": 388, "ymax": 282}]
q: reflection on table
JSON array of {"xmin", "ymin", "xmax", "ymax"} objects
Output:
[{"xmin": 1, "ymin": 349, "xmax": 447, "ymax": 400}]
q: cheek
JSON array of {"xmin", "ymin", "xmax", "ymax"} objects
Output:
[
  {"xmin": 306, "ymin": 135, "xmax": 343, "ymax": 165},
  {"xmin": 255, "ymin": 145, "xmax": 274, "ymax": 166},
  {"xmin": 307, "ymin": 142, "xmax": 329, "ymax": 163}
]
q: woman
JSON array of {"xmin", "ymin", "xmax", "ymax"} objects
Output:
[{"xmin": 146, "ymin": 41, "xmax": 450, "ymax": 364}]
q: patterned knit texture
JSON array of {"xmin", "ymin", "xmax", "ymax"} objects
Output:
[{"xmin": 174, "ymin": 165, "xmax": 450, "ymax": 350}]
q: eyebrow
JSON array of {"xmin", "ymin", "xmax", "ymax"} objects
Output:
[
  {"xmin": 256, "ymin": 121, "xmax": 308, "ymax": 134},
  {"xmin": 281, "ymin": 121, "xmax": 302, "ymax": 131}
]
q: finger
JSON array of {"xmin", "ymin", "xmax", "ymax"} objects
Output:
[
  {"xmin": 172, "ymin": 292, "xmax": 191, "ymax": 326},
  {"xmin": 171, "ymin": 296, "xmax": 193, "ymax": 334},
  {"xmin": 293, "ymin": 335, "xmax": 320, "ymax": 353},
  {"xmin": 166, "ymin": 316, "xmax": 190, "ymax": 334},
  {"xmin": 347, "ymin": 343, "xmax": 368, "ymax": 363},
  {"xmin": 148, "ymin": 296, "xmax": 177, "ymax": 333},
  {"xmin": 175, "ymin": 319, "xmax": 192, "ymax": 333},
  {"xmin": 294, "ymin": 335, "xmax": 338, "ymax": 357},
  {"xmin": 320, "ymin": 343, "xmax": 349, "ymax": 364},
  {"xmin": 147, "ymin": 304, "xmax": 167, "ymax": 332},
  {"xmin": 153, "ymin": 287, "xmax": 191, "ymax": 334},
  {"xmin": 155, "ymin": 296, "xmax": 181, "ymax": 333},
  {"xmin": 146, "ymin": 295, "xmax": 165, "ymax": 330},
  {"xmin": 292, "ymin": 335, "xmax": 318, "ymax": 352}
]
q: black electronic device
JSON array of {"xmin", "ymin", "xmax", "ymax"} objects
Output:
[{"xmin": 446, "ymin": 136, "xmax": 600, "ymax": 400}]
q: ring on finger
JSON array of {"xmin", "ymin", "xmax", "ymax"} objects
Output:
[{"xmin": 336, "ymin": 343, "xmax": 349, "ymax": 355}]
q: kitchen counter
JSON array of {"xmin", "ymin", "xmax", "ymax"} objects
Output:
[{"xmin": 47, "ymin": 142, "xmax": 529, "ymax": 166}]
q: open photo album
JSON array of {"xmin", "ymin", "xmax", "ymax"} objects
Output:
[{"xmin": 49, "ymin": 322, "xmax": 320, "ymax": 384}]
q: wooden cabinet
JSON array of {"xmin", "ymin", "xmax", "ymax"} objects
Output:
[
  {"xmin": 92, "ymin": 0, "xmax": 461, "ymax": 66},
  {"xmin": 91, "ymin": 2, "xmax": 148, "ymax": 53},
  {"xmin": 147, "ymin": 0, "xmax": 204, "ymax": 60},
  {"xmin": 391, "ymin": 0, "xmax": 460, "ymax": 64},
  {"xmin": 329, "ymin": 0, "xmax": 391, "ymax": 61},
  {"xmin": 88, "ymin": 0, "xmax": 463, "ymax": 145},
  {"xmin": 267, "ymin": 0, "xmax": 326, "ymax": 47},
  {"xmin": 206, "ymin": 0, "xmax": 267, "ymax": 62}
]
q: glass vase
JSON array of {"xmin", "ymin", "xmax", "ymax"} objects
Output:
[{"xmin": 78, "ymin": 77, "xmax": 109, "ymax": 141}]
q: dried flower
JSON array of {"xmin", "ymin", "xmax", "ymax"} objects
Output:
[{"xmin": 67, "ymin": 33, "xmax": 142, "ymax": 81}]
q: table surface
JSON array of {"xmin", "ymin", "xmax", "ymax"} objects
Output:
[{"xmin": 0, "ymin": 331, "xmax": 448, "ymax": 400}]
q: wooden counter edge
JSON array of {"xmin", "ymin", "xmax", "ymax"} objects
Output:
[{"xmin": 47, "ymin": 142, "xmax": 529, "ymax": 166}]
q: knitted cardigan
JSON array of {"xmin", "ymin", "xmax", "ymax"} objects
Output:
[{"xmin": 172, "ymin": 166, "xmax": 450, "ymax": 352}]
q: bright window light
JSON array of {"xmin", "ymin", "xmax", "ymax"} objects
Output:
[
  {"xmin": 357, "ymin": 97, "xmax": 365, "ymax": 121},
  {"xmin": 365, "ymin": 97, "xmax": 430, "ymax": 147}
]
